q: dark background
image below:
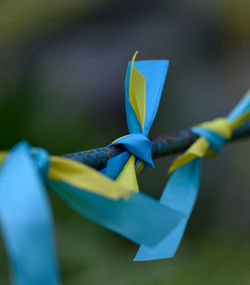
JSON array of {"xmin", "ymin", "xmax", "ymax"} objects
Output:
[{"xmin": 0, "ymin": 0, "xmax": 250, "ymax": 284}]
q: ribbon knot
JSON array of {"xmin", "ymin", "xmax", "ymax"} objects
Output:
[
  {"xmin": 110, "ymin": 133, "xmax": 154, "ymax": 169},
  {"xmin": 168, "ymin": 117, "xmax": 233, "ymax": 174},
  {"xmin": 192, "ymin": 117, "xmax": 232, "ymax": 154}
]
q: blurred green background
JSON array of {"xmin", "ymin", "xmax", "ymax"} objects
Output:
[{"xmin": 0, "ymin": 0, "xmax": 250, "ymax": 284}]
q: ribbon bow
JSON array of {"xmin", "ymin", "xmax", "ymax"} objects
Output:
[
  {"xmin": 135, "ymin": 91, "xmax": 250, "ymax": 261},
  {"xmin": 103, "ymin": 52, "xmax": 169, "ymax": 191}
]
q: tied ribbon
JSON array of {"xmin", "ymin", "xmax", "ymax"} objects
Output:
[
  {"xmin": 168, "ymin": 117, "xmax": 232, "ymax": 173},
  {"xmin": 0, "ymin": 117, "xmax": 183, "ymax": 283},
  {"xmin": 135, "ymin": 91, "xmax": 250, "ymax": 261},
  {"xmin": 103, "ymin": 52, "xmax": 169, "ymax": 192}
]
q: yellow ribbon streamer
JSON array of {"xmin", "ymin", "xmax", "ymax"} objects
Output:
[
  {"xmin": 115, "ymin": 155, "xmax": 139, "ymax": 191},
  {"xmin": 0, "ymin": 152, "xmax": 133, "ymax": 200},
  {"xmin": 129, "ymin": 51, "xmax": 146, "ymax": 130}
]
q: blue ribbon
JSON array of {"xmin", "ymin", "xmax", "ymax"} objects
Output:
[
  {"xmin": 0, "ymin": 142, "xmax": 60, "ymax": 285},
  {"xmin": 48, "ymin": 180, "xmax": 184, "ymax": 248}
]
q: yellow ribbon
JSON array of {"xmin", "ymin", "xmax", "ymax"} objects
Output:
[{"xmin": 0, "ymin": 152, "xmax": 133, "ymax": 200}]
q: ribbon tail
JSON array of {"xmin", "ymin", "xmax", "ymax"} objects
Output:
[
  {"xmin": 48, "ymin": 180, "xmax": 184, "ymax": 248},
  {"xmin": 134, "ymin": 158, "xmax": 201, "ymax": 261},
  {"xmin": 0, "ymin": 142, "xmax": 59, "ymax": 285},
  {"xmin": 115, "ymin": 155, "xmax": 139, "ymax": 191}
]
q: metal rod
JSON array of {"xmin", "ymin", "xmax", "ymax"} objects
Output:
[{"xmin": 62, "ymin": 121, "xmax": 250, "ymax": 170}]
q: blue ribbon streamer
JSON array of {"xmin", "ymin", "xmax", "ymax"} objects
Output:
[
  {"xmin": 135, "ymin": 159, "xmax": 200, "ymax": 261},
  {"xmin": 48, "ymin": 180, "xmax": 184, "ymax": 247},
  {"xmin": 0, "ymin": 142, "xmax": 60, "ymax": 285}
]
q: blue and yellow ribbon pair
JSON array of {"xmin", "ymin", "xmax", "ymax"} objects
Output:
[
  {"xmin": 134, "ymin": 91, "xmax": 250, "ymax": 261},
  {"xmin": 102, "ymin": 52, "xmax": 169, "ymax": 187}
]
